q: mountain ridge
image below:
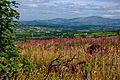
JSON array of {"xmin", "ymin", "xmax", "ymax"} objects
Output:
[{"xmin": 20, "ymin": 16, "xmax": 120, "ymax": 26}]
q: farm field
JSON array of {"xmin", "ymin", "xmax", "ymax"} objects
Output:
[
  {"xmin": 14, "ymin": 26, "xmax": 120, "ymax": 40},
  {"xmin": 17, "ymin": 38, "xmax": 120, "ymax": 80}
]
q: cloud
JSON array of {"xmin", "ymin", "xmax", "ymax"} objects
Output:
[
  {"xmin": 23, "ymin": 4, "xmax": 38, "ymax": 8},
  {"xmin": 61, "ymin": 2, "xmax": 103, "ymax": 10},
  {"xmin": 14, "ymin": 0, "xmax": 56, "ymax": 4},
  {"xmin": 14, "ymin": 0, "xmax": 120, "ymax": 20},
  {"xmin": 99, "ymin": 0, "xmax": 120, "ymax": 3}
]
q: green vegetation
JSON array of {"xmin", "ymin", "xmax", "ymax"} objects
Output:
[
  {"xmin": 14, "ymin": 26, "xmax": 119, "ymax": 40},
  {"xmin": 0, "ymin": 0, "xmax": 32, "ymax": 79},
  {"xmin": 0, "ymin": 0, "xmax": 19, "ymax": 54}
]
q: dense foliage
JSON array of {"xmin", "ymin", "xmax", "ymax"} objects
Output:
[
  {"xmin": 0, "ymin": 53, "xmax": 32, "ymax": 79},
  {"xmin": 0, "ymin": 0, "xmax": 32, "ymax": 79},
  {"xmin": 0, "ymin": 0, "xmax": 19, "ymax": 54}
]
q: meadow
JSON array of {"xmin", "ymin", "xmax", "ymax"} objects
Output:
[{"xmin": 17, "ymin": 38, "xmax": 120, "ymax": 80}]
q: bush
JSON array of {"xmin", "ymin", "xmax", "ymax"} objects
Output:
[
  {"xmin": 0, "ymin": 53, "xmax": 32, "ymax": 79},
  {"xmin": 0, "ymin": 0, "xmax": 33, "ymax": 79}
]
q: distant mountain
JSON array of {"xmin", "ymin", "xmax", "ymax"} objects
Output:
[
  {"xmin": 20, "ymin": 16, "xmax": 120, "ymax": 26},
  {"xmin": 19, "ymin": 16, "xmax": 120, "ymax": 32}
]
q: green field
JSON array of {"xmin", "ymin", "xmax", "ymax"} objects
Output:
[{"xmin": 14, "ymin": 26, "xmax": 120, "ymax": 40}]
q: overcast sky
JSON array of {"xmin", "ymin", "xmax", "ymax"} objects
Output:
[{"xmin": 12, "ymin": 0, "xmax": 120, "ymax": 20}]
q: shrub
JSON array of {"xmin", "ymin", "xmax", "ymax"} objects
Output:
[
  {"xmin": 0, "ymin": 0, "xmax": 32, "ymax": 79},
  {"xmin": 0, "ymin": 53, "xmax": 32, "ymax": 79}
]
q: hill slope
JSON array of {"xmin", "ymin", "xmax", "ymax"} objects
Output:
[
  {"xmin": 20, "ymin": 16, "xmax": 120, "ymax": 26},
  {"xmin": 19, "ymin": 16, "xmax": 120, "ymax": 32}
]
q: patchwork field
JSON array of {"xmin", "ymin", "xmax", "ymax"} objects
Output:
[{"xmin": 17, "ymin": 38, "xmax": 120, "ymax": 80}]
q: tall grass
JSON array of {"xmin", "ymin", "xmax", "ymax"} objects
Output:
[{"xmin": 17, "ymin": 38, "xmax": 120, "ymax": 80}]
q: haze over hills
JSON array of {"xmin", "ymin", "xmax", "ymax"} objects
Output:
[
  {"xmin": 20, "ymin": 16, "xmax": 120, "ymax": 32},
  {"xmin": 20, "ymin": 16, "xmax": 120, "ymax": 26}
]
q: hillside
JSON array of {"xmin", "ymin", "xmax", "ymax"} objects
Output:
[
  {"xmin": 20, "ymin": 16, "xmax": 120, "ymax": 26},
  {"xmin": 19, "ymin": 16, "xmax": 120, "ymax": 32}
]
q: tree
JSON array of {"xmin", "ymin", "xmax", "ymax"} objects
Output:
[
  {"xmin": 0, "ymin": 0, "xmax": 20, "ymax": 54},
  {"xmin": 0, "ymin": 1, "xmax": 32, "ymax": 79}
]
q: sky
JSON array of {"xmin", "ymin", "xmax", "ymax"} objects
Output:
[{"xmin": 12, "ymin": 0, "xmax": 120, "ymax": 20}]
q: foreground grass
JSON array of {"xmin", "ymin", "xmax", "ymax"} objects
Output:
[{"xmin": 17, "ymin": 38, "xmax": 120, "ymax": 80}]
